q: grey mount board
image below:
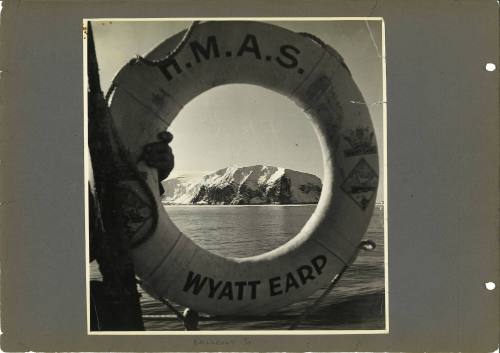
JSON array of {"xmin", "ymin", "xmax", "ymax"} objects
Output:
[{"xmin": 0, "ymin": 0, "xmax": 498, "ymax": 352}]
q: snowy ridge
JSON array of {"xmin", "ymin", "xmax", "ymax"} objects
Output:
[{"xmin": 162, "ymin": 165, "xmax": 322, "ymax": 205}]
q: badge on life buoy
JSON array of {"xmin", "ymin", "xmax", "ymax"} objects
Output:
[{"xmin": 108, "ymin": 21, "xmax": 379, "ymax": 315}]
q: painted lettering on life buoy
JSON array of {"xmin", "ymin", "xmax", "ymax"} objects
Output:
[
  {"xmin": 182, "ymin": 255, "xmax": 327, "ymax": 300},
  {"xmin": 159, "ymin": 33, "xmax": 303, "ymax": 82}
]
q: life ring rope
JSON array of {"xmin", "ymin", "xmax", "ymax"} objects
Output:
[
  {"xmin": 105, "ymin": 21, "xmax": 200, "ymax": 103},
  {"xmin": 136, "ymin": 21, "xmax": 200, "ymax": 67}
]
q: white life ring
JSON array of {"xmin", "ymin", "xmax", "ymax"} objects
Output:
[{"xmin": 108, "ymin": 21, "xmax": 379, "ymax": 315}]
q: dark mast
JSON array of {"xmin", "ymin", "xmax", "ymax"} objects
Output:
[{"xmin": 87, "ymin": 21, "xmax": 144, "ymax": 331}]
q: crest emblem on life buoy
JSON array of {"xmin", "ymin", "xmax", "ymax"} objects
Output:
[
  {"xmin": 343, "ymin": 127, "xmax": 377, "ymax": 157},
  {"xmin": 341, "ymin": 158, "xmax": 378, "ymax": 210},
  {"xmin": 114, "ymin": 182, "xmax": 155, "ymax": 244}
]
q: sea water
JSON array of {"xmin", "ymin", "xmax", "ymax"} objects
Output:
[{"xmin": 90, "ymin": 205, "xmax": 385, "ymax": 330}]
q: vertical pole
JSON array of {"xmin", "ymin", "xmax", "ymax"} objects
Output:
[{"xmin": 87, "ymin": 21, "xmax": 144, "ymax": 331}]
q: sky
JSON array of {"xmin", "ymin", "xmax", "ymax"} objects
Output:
[{"xmin": 92, "ymin": 19, "xmax": 384, "ymax": 200}]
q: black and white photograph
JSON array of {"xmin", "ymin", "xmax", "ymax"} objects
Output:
[{"xmin": 85, "ymin": 18, "xmax": 387, "ymax": 332}]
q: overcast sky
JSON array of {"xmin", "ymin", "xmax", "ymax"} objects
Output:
[{"xmin": 92, "ymin": 19, "xmax": 384, "ymax": 200}]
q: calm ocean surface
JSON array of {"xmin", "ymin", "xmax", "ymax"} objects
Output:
[{"xmin": 90, "ymin": 204, "xmax": 385, "ymax": 331}]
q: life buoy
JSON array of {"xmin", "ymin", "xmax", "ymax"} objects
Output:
[{"xmin": 108, "ymin": 21, "xmax": 379, "ymax": 315}]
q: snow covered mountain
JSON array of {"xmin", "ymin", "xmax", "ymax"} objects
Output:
[{"xmin": 162, "ymin": 165, "xmax": 322, "ymax": 205}]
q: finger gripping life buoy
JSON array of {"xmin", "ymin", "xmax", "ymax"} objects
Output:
[{"xmin": 109, "ymin": 21, "xmax": 379, "ymax": 315}]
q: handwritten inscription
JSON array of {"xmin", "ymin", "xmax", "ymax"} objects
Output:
[
  {"xmin": 159, "ymin": 33, "xmax": 304, "ymax": 81},
  {"xmin": 182, "ymin": 255, "xmax": 327, "ymax": 300},
  {"xmin": 193, "ymin": 338, "xmax": 235, "ymax": 346}
]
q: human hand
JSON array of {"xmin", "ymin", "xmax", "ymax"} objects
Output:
[{"xmin": 141, "ymin": 131, "xmax": 175, "ymax": 181}]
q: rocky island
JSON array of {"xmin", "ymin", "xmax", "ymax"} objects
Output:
[{"xmin": 162, "ymin": 165, "xmax": 322, "ymax": 205}]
